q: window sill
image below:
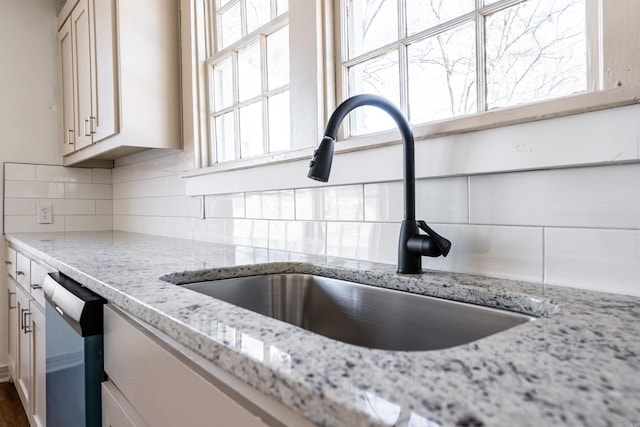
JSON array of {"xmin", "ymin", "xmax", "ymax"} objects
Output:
[{"xmin": 183, "ymin": 85, "xmax": 640, "ymax": 196}]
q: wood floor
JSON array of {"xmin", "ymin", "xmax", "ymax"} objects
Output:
[{"xmin": 0, "ymin": 382, "xmax": 29, "ymax": 427}]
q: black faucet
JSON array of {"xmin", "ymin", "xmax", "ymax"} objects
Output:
[{"xmin": 307, "ymin": 94, "xmax": 451, "ymax": 274}]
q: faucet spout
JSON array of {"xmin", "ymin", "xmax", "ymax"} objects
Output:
[{"xmin": 308, "ymin": 94, "xmax": 451, "ymax": 274}]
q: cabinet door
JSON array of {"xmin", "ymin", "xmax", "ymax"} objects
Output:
[
  {"xmin": 71, "ymin": 0, "xmax": 94, "ymax": 150},
  {"xmin": 30, "ymin": 301, "xmax": 46, "ymax": 427},
  {"xmin": 58, "ymin": 18, "xmax": 76, "ymax": 155},
  {"xmin": 7, "ymin": 278, "xmax": 18, "ymax": 380},
  {"xmin": 15, "ymin": 285, "xmax": 32, "ymax": 412},
  {"xmin": 89, "ymin": 0, "xmax": 119, "ymax": 142}
]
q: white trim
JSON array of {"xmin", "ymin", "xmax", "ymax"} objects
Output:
[{"xmin": 184, "ymin": 98, "xmax": 640, "ymax": 196}]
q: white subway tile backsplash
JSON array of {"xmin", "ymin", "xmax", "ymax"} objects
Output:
[
  {"xmin": 92, "ymin": 168, "xmax": 112, "ymax": 184},
  {"xmin": 245, "ymin": 190, "xmax": 295, "ymax": 220},
  {"xmin": 420, "ymin": 224, "xmax": 544, "ymax": 283},
  {"xmin": 364, "ymin": 177, "xmax": 468, "ymax": 223},
  {"xmin": 65, "ymin": 183, "xmax": 113, "ymax": 200},
  {"xmin": 65, "ymin": 215, "xmax": 113, "ymax": 231},
  {"xmin": 112, "ymin": 151, "xmax": 184, "ymax": 183},
  {"xmin": 295, "ymin": 185, "xmax": 364, "ymax": 221},
  {"xmin": 327, "ymin": 222, "xmax": 400, "ymax": 264},
  {"xmin": 44, "ymin": 199, "xmax": 96, "ymax": 215},
  {"xmin": 113, "ymin": 196, "xmax": 198, "ymax": 217},
  {"xmin": 192, "ymin": 218, "xmax": 227, "ymax": 244},
  {"xmin": 114, "ymin": 215, "xmax": 194, "ymax": 240},
  {"xmin": 469, "ymin": 164, "xmax": 640, "ymax": 229},
  {"xmin": 545, "ymin": 228, "xmax": 640, "ymax": 296},
  {"xmin": 227, "ymin": 219, "xmax": 269, "ymax": 248},
  {"xmin": 96, "ymin": 200, "xmax": 113, "ymax": 215},
  {"xmin": 36, "ymin": 164, "xmax": 92, "ymax": 183},
  {"xmin": 204, "ymin": 193, "xmax": 245, "ymax": 218},
  {"xmin": 4, "ymin": 198, "xmax": 36, "ymax": 216},
  {"xmin": 4, "ymin": 163, "xmax": 35, "ymax": 181},
  {"xmin": 3, "ymin": 162, "xmax": 113, "ymax": 234},
  {"xmin": 4, "ymin": 215, "xmax": 65, "ymax": 233},
  {"xmin": 113, "ymin": 175, "xmax": 185, "ymax": 199},
  {"xmin": 269, "ymin": 221, "xmax": 326, "ymax": 255},
  {"xmin": 5, "ymin": 181, "xmax": 65, "ymax": 199}
]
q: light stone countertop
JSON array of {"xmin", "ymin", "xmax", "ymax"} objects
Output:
[{"xmin": 5, "ymin": 231, "xmax": 640, "ymax": 426}]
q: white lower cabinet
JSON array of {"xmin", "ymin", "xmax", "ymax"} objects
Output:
[
  {"xmin": 15, "ymin": 284, "xmax": 32, "ymax": 411},
  {"xmin": 7, "ymin": 276, "xmax": 18, "ymax": 381},
  {"xmin": 30, "ymin": 300, "xmax": 46, "ymax": 427},
  {"xmin": 5, "ymin": 243, "xmax": 48, "ymax": 426},
  {"xmin": 102, "ymin": 380, "xmax": 147, "ymax": 427},
  {"xmin": 103, "ymin": 305, "xmax": 314, "ymax": 427}
]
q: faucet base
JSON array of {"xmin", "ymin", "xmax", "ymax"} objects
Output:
[{"xmin": 397, "ymin": 220, "xmax": 423, "ymax": 274}]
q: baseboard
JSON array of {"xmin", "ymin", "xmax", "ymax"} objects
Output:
[{"xmin": 0, "ymin": 364, "xmax": 9, "ymax": 383}]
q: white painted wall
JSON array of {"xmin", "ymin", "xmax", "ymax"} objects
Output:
[{"xmin": 0, "ymin": 0, "xmax": 62, "ymax": 370}]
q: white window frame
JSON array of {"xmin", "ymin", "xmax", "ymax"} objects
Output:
[{"xmin": 180, "ymin": 0, "xmax": 640, "ymax": 194}]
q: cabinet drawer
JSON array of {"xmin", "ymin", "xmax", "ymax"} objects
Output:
[
  {"xmin": 16, "ymin": 253, "xmax": 31, "ymax": 292},
  {"xmin": 104, "ymin": 306, "xmax": 267, "ymax": 427},
  {"xmin": 7, "ymin": 246, "xmax": 17, "ymax": 279},
  {"xmin": 102, "ymin": 381, "xmax": 147, "ymax": 427},
  {"xmin": 29, "ymin": 261, "xmax": 52, "ymax": 307}
]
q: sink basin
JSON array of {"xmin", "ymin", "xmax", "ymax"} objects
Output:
[{"xmin": 181, "ymin": 274, "xmax": 535, "ymax": 351}]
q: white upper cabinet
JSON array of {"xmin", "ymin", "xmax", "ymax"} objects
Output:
[{"xmin": 57, "ymin": 0, "xmax": 181, "ymax": 167}]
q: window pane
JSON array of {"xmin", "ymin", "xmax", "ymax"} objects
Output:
[
  {"xmin": 240, "ymin": 101, "xmax": 264, "ymax": 157},
  {"xmin": 485, "ymin": 0, "xmax": 586, "ymax": 109},
  {"xmin": 218, "ymin": 2, "xmax": 241, "ymax": 49},
  {"xmin": 408, "ymin": 22, "xmax": 476, "ymax": 123},
  {"xmin": 214, "ymin": 112, "xmax": 236, "ymax": 162},
  {"xmin": 211, "ymin": 58, "xmax": 233, "ymax": 111},
  {"xmin": 268, "ymin": 91, "xmax": 290, "ymax": 152},
  {"xmin": 216, "ymin": 0, "xmax": 234, "ymax": 9},
  {"xmin": 246, "ymin": 0, "xmax": 271, "ymax": 33},
  {"xmin": 276, "ymin": 0, "xmax": 288, "ymax": 15},
  {"xmin": 406, "ymin": 0, "xmax": 474, "ymax": 35},
  {"xmin": 348, "ymin": 50, "xmax": 400, "ymax": 135},
  {"xmin": 267, "ymin": 26, "xmax": 289, "ymax": 90},
  {"xmin": 347, "ymin": 0, "xmax": 398, "ymax": 58},
  {"xmin": 238, "ymin": 42, "xmax": 261, "ymax": 101}
]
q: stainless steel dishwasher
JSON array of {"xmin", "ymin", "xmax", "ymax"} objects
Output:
[{"xmin": 43, "ymin": 272, "xmax": 106, "ymax": 427}]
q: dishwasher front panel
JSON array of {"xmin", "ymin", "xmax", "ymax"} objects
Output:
[{"xmin": 45, "ymin": 273, "xmax": 106, "ymax": 427}]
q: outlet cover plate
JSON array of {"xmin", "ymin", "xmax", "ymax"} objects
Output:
[{"xmin": 38, "ymin": 204, "xmax": 53, "ymax": 224}]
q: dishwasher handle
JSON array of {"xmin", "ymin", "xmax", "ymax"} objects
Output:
[{"xmin": 44, "ymin": 272, "xmax": 106, "ymax": 337}]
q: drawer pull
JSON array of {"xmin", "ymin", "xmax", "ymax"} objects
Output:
[
  {"xmin": 20, "ymin": 308, "xmax": 28, "ymax": 331},
  {"xmin": 7, "ymin": 290, "xmax": 16, "ymax": 310},
  {"xmin": 16, "ymin": 271, "xmax": 25, "ymax": 276},
  {"xmin": 23, "ymin": 311, "xmax": 32, "ymax": 334},
  {"xmin": 4, "ymin": 260, "xmax": 12, "ymax": 265},
  {"xmin": 31, "ymin": 284, "xmax": 42, "ymax": 290}
]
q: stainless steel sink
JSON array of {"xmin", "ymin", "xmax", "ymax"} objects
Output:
[{"xmin": 181, "ymin": 274, "xmax": 534, "ymax": 351}]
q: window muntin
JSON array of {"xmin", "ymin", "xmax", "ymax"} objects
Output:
[
  {"xmin": 342, "ymin": 0, "xmax": 587, "ymax": 137},
  {"xmin": 206, "ymin": 0, "xmax": 289, "ymax": 164}
]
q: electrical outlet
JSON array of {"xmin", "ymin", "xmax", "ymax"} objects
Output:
[{"xmin": 38, "ymin": 204, "xmax": 53, "ymax": 224}]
